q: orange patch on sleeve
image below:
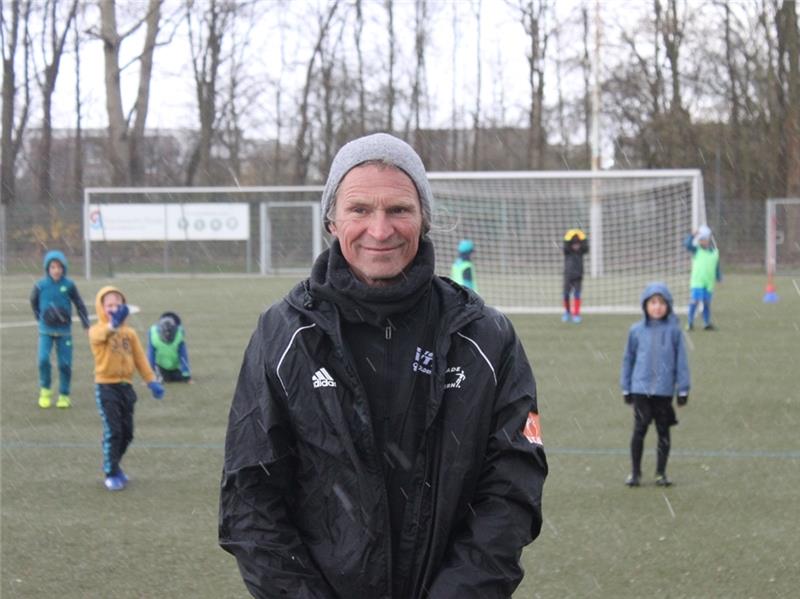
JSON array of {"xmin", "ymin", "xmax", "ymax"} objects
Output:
[{"xmin": 523, "ymin": 411, "xmax": 542, "ymax": 445}]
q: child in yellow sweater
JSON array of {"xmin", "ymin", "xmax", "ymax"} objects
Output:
[{"xmin": 89, "ymin": 286, "xmax": 164, "ymax": 491}]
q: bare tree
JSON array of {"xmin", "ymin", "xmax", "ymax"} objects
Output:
[
  {"xmin": 293, "ymin": 0, "xmax": 339, "ymax": 184},
  {"xmin": 98, "ymin": 0, "xmax": 163, "ymax": 185},
  {"xmin": 581, "ymin": 4, "xmax": 591, "ymax": 166},
  {"xmin": 385, "ymin": 0, "xmax": 395, "ymax": 132},
  {"xmin": 185, "ymin": 0, "xmax": 236, "ymax": 186},
  {"xmin": 318, "ymin": 16, "xmax": 347, "ymax": 174},
  {"xmin": 353, "ymin": 0, "xmax": 366, "ymax": 135},
  {"xmin": 34, "ymin": 0, "xmax": 79, "ymax": 204},
  {"xmin": 216, "ymin": 2, "xmax": 263, "ymax": 185},
  {"xmin": 472, "ymin": 0, "xmax": 482, "ymax": 170},
  {"xmin": 72, "ymin": 6, "xmax": 83, "ymax": 201},
  {"xmin": 409, "ymin": 0, "xmax": 428, "ymax": 160},
  {"xmin": 719, "ymin": 0, "xmax": 744, "ymax": 200},
  {"xmin": 512, "ymin": 0, "xmax": 551, "ymax": 169},
  {"xmin": 1, "ymin": 0, "xmax": 33, "ymax": 205},
  {"xmin": 777, "ymin": 0, "xmax": 799, "ymax": 195},
  {"xmin": 450, "ymin": 2, "xmax": 459, "ymax": 168}
]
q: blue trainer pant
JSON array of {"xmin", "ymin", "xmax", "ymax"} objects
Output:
[
  {"xmin": 38, "ymin": 334, "xmax": 72, "ymax": 395},
  {"xmin": 688, "ymin": 287, "xmax": 713, "ymax": 326},
  {"xmin": 95, "ymin": 383, "xmax": 137, "ymax": 477}
]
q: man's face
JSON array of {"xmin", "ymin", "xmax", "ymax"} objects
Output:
[
  {"xmin": 48, "ymin": 260, "xmax": 64, "ymax": 281},
  {"xmin": 102, "ymin": 292, "xmax": 123, "ymax": 321},
  {"xmin": 329, "ymin": 164, "xmax": 423, "ymax": 287}
]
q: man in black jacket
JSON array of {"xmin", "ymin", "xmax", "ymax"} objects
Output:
[{"xmin": 219, "ymin": 133, "xmax": 548, "ymax": 599}]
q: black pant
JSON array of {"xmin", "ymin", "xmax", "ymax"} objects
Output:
[
  {"xmin": 157, "ymin": 366, "xmax": 190, "ymax": 383},
  {"xmin": 630, "ymin": 394, "xmax": 677, "ymax": 476},
  {"xmin": 95, "ymin": 383, "xmax": 137, "ymax": 476}
]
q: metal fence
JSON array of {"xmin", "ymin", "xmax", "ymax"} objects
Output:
[{"xmin": 0, "ymin": 190, "xmax": 772, "ymax": 277}]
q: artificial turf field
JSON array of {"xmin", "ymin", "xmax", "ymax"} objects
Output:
[{"xmin": 1, "ymin": 272, "xmax": 798, "ymax": 598}]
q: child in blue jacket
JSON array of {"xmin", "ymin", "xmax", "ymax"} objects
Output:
[
  {"xmin": 30, "ymin": 250, "xmax": 90, "ymax": 408},
  {"xmin": 620, "ymin": 282, "xmax": 690, "ymax": 487}
]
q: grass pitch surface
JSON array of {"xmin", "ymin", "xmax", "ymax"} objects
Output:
[{"xmin": 2, "ymin": 273, "xmax": 798, "ymax": 598}]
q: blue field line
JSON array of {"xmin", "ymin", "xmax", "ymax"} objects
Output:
[{"xmin": 1, "ymin": 440, "xmax": 799, "ymax": 459}]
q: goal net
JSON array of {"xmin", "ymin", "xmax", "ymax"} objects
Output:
[
  {"xmin": 428, "ymin": 170, "xmax": 705, "ymax": 313},
  {"xmin": 766, "ymin": 198, "xmax": 800, "ymax": 275}
]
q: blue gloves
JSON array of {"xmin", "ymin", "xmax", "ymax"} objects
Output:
[
  {"xmin": 148, "ymin": 381, "xmax": 165, "ymax": 400},
  {"xmin": 110, "ymin": 304, "xmax": 130, "ymax": 328}
]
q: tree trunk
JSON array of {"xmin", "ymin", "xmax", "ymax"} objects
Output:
[
  {"xmin": 100, "ymin": 0, "xmax": 161, "ymax": 186},
  {"xmin": 186, "ymin": 0, "xmax": 228, "ymax": 186},
  {"xmin": 130, "ymin": 0, "xmax": 161, "ymax": 184},
  {"xmin": 73, "ymin": 12, "xmax": 83, "ymax": 202},
  {"xmin": 411, "ymin": 0, "xmax": 428, "ymax": 160},
  {"xmin": 354, "ymin": 0, "xmax": 366, "ymax": 135},
  {"xmin": 780, "ymin": 0, "xmax": 800, "ymax": 195},
  {"xmin": 1, "ymin": 0, "xmax": 32, "ymax": 205},
  {"xmin": 36, "ymin": 0, "xmax": 78, "ymax": 204},
  {"xmin": 472, "ymin": 0, "xmax": 481, "ymax": 170},
  {"xmin": 100, "ymin": 0, "xmax": 129, "ymax": 185},
  {"xmin": 386, "ymin": 0, "xmax": 395, "ymax": 133},
  {"xmin": 723, "ymin": 1, "xmax": 742, "ymax": 201},
  {"xmin": 581, "ymin": 6, "xmax": 591, "ymax": 167},
  {"xmin": 293, "ymin": 0, "xmax": 339, "ymax": 184}
]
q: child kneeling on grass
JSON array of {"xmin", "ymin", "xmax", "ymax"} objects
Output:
[
  {"xmin": 620, "ymin": 282, "xmax": 690, "ymax": 487},
  {"xmin": 147, "ymin": 311, "xmax": 192, "ymax": 383},
  {"xmin": 89, "ymin": 286, "xmax": 164, "ymax": 491}
]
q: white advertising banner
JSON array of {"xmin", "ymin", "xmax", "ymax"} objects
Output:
[{"xmin": 87, "ymin": 203, "xmax": 250, "ymax": 241}]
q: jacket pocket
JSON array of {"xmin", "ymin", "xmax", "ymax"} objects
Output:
[{"xmin": 42, "ymin": 306, "xmax": 70, "ymax": 327}]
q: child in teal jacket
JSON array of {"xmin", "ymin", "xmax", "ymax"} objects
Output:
[{"xmin": 30, "ymin": 250, "xmax": 90, "ymax": 408}]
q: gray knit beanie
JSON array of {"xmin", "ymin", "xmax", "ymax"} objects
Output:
[{"xmin": 321, "ymin": 133, "xmax": 433, "ymax": 234}]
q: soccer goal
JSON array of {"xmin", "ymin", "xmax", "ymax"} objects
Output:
[
  {"xmin": 83, "ymin": 187, "xmax": 323, "ymax": 278},
  {"xmin": 765, "ymin": 198, "xmax": 800, "ymax": 276},
  {"xmin": 428, "ymin": 170, "xmax": 706, "ymax": 313}
]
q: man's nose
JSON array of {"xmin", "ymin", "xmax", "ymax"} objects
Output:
[{"xmin": 366, "ymin": 211, "xmax": 393, "ymax": 240}]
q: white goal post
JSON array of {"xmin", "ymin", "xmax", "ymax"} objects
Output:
[
  {"xmin": 766, "ymin": 198, "xmax": 800, "ymax": 276},
  {"xmin": 84, "ymin": 169, "xmax": 705, "ymax": 313}
]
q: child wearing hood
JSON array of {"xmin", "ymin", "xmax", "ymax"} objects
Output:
[
  {"xmin": 451, "ymin": 239, "xmax": 477, "ymax": 292},
  {"xmin": 89, "ymin": 286, "xmax": 164, "ymax": 491},
  {"xmin": 684, "ymin": 225, "xmax": 721, "ymax": 330},
  {"xmin": 147, "ymin": 311, "xmax": 192, "ymax": 383},
  {"xmin": 30, "ymin": 250, "xmax": 90, "ymax": 409},
  {"xmin": 620, "ymin": 282, "xmax": 690, "ymax": 487}
]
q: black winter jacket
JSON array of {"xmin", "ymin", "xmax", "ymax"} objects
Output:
[
  {"xmin": 219, "ymin": 276, "xmax": 547, "ymax": 599},
  {"xmin": 563, "ymin": 238, "xmax": 589, "ymax": 280}
]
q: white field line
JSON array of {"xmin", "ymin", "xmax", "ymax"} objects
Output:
[{"xmin": 0, "ymin": 305, "xmax": 140, "ymax": 330}]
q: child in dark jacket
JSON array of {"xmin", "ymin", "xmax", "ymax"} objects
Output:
[
  {"xmin": 30, "ymin": 250, "xmax": 90, "ymax": 409},
  {"xmin": 620, "ymin": 282, "xmax": 690, "ymax": 487},
  {"xmin": 562, "ymin": 228, "xmax": 589, "ymax": 323}
]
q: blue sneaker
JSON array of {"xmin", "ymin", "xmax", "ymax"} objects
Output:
[
  {"xmin": 561, "ymin": 312, "xmax": 570, "ymax": 322},
  {"xmin": 104, "ymin": 475, "xmax": 126, "ymax": 491},
  {"xmin": 118, "ymin": 469, "xmax": 129, "ymax": 485},
  {"xmin": 572, "ymin": 314, "xmax": 582, "ymax": 323}
]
